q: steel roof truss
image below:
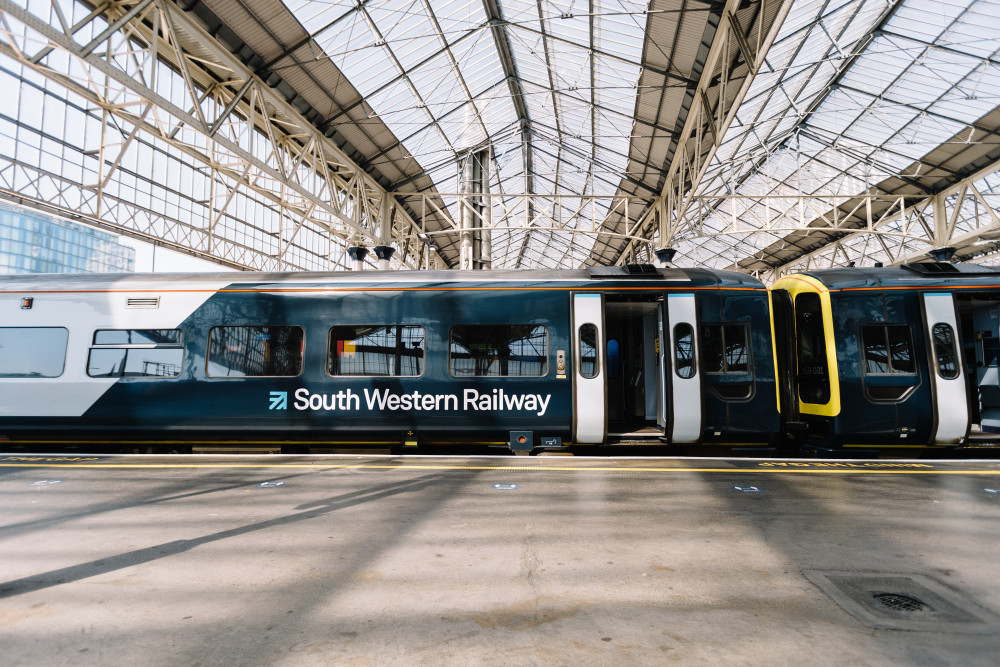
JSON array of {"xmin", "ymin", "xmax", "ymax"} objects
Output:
[{"xmin": 0, "ymin": 0, "xmax": 429, "ymax": 270}]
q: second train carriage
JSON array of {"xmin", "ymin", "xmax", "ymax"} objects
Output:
[
  {"xmin": 772, "ymin": 261, "xmax": 1000, "ymax": 454},
  {"xmin": 0, "ymin": 265, "xmax": 780, "ymax": 453}
]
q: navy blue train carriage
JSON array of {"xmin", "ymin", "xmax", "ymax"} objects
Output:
[
  {"xmin": 0, "ymin": 265, "xmax": 780, "ymax": 454},
  {"xmin": 772, "ymin": 261, "xmax": 1000, "ymax": 455}
]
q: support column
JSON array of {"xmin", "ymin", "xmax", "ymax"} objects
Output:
[
  {"xmin": 375, "ymin": 197, "xmax": 394, "ymax": 271},
  {"xmin": 347, "ymin": 246, "xmax": 368, "ymax": 271},
  {"xmin": 373, "ymin": 245, "xmax": 394, "ymax": 271},
  {"xmin": 932, "ymin": 192, "xmax": 948, "ymax": 249},
  {"xmin": 459, "ymin": 148, "xmax": 491, "ymax": 270},
  {"xmin": 929, "ymin": 193, "xmax": 956, "ymax": 262}
]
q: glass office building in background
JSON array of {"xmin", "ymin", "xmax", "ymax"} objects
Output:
[{"xmin": 0, "ymin": 202, "xmax": 134, "ymax": 274}]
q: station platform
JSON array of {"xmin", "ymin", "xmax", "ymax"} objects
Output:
[{"xmin": 2, "ymin": 453, "xmax": 999, "ymax": 665}]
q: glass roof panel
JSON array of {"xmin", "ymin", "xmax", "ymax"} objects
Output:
[
  {"xmin": 280, "ymin": 0, "xmax": 996, "ymax": 271},
  {"xmin": 890, "ymin": 0, "xmax": 969, "ymax": 42},
  {"xmin": 680, "ymin": 0, "xmax": 1000, "ymax": 272},
  {"xmin": 280, "ymin": 0, "xmax": 651, "ymax": 267}
]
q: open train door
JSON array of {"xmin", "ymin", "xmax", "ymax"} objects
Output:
[
  {"xmin": 665, "ymin": 293, "xmax": 702, "ymax": 443},
  {"xmin": 572, "ymin": 293, "xmax": 606, "ymax": 443},
  {"xmin": 923, "ymin": 293, "xmax": 969, "ymax": 443}
]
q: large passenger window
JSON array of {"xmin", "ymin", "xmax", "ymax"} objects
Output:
[
  {"xmin": 88, "ymin": 329, "xmax": 184, "ymax": 378},
  {"xmin": 0, "ymin": 327, "xmax": 68, "ymax": 377},
  {"xmin": 795, "ymin": 293, "xmax": 830, "ymax": 404},
  {"xmin": 208, "ymin": 326, "xmax": 303, "ymax": 377},
  {"xmin": 860, "ymin": 325, "xmax": 916, "ymax": 375},
  {"xmin": 328, "ymin": 325, "xmax": 424, "ymax": 376},
  {"xmin": 701, "ymin": 324, "xmax": 750, "ymax": 374},
  {"xmin": 450, "ymin": 325, "xmax": 548, "ymax": 377}
]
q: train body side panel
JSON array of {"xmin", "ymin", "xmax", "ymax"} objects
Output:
[
  {"xmin": 61, "ymin": 287, "xmax": 575, "ymax": 444},
  {"xmin": 1, "ymin": 269, "xmax": 778, "ymax": 450},
  {"xmin": 696, "ymin": 289, "xmax": 779, "ymax": 444},
  {"xmin": 828, "ymin": 290, "xmax": 934, "ymax": 447}
]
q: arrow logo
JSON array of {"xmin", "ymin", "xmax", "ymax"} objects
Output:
[{"xmin": 269, "ymin": 391, "xmax": 288, "ymax": 410}]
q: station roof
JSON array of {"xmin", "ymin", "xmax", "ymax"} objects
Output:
[
  {"xmin": 75, "ymin": 0, "xmax": 1000, "ymax": 273},
  {"xmin": 190, "ymin": 0, "xmax": 788, "ymax": 268},
  {"xmin": 686, "ymin": 0, "xmax": 1000, "ymax": 273}
]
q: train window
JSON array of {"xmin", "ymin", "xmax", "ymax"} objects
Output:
[
  {"xmin": 0, "ymin": 327, "xmax": 68, "ymax": 377},
  {"xmin": 931, "ymin": 323, "xmax": 960, "ymax": 380},
  {"xmin": 207, "ymin": 326, "xmax": 304, "ymax": 377},
  {"xmin": 673, "ymin": 323, "xmax": 696, "ymax": 379},
  {"xmin": 701, "ymin": 324, "xmax": 750, "ymax": 374},
  {"xmin": 328, "ymin": 325, "xmax": 424, "ymax": 376},
  {"xmin": 795, "ymin": 293, "xmax": 830, "ymax": 404},
  {"xmin": 860, "ymin": 325, "xmax": 916, "ymax": 375},
  {"xmin": 579, "ymin": 323, "xmax": 598, "ymax": 379},
  {"xmin": 88, "ymin": 329, "xmax": 184, "ymax": 378},
  {"xmin": 449, "ymin": 325, "xmax": 548, "ymax": 377}
]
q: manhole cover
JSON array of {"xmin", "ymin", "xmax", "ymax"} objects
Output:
[
  {"xmin": 872, "ymin": 593, "xmax": 932, "ymax": 613},
  {"xmin": 804, "ymin": 571, "xmax": 1000, "ymax": 632}
]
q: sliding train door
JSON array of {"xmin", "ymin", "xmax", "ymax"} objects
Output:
[
  {"xmin": 666, "ymin": 294, "xmax": 702, "ymax": 443},
  {"xmin": 923, "ymin": 293, "xmax": 968, "ymax": 443},
  {"xmin": 572, "ymin": 291, "xmax": 701, "ymax": 444},
  {"xmin": 572, "ymin": 293, "xmax": 606, "ymax": 443}
]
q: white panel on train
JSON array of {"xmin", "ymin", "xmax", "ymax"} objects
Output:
[
  {"xmin": 922, "ymin": 292, "xmax": 968, "ymax": 443},
  {"xmin": 667, "ymin": 293, "xmax": 701, "ymax": 443},
  {"xmin": 572, "ymin": 293, "xmax": 605, "ymax": 444},
  {"xmin": 1, "ymin": 277, "xmax": 231, "ymax": 417}
]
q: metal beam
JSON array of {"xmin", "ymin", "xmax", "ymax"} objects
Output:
[{"xmin": 0, "ymin": 0, "xmax": 426, "ymax": 270}]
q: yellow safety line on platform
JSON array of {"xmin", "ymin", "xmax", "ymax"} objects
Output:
[{"xmin": 0, "ymin": 462, "xmax": 999, "ymax": 474}]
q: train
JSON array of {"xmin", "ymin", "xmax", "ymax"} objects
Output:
[
  {"xmin": 1, "ymin": 259, "xmax": 999, "ymax": 456},
  {"xmin": 771, "ymin": 260, "xmax": 1000, "ymax": 455}
]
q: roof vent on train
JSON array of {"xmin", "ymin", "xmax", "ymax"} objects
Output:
[
  {"xmin": 587, "ymin": 264, "xmax": 662, "ymax": 279},
  {"xmin": 901, "ymin": 262, "xmax": 962, "ymax": 276}
]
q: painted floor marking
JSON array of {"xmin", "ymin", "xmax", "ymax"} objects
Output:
[{"xmin": 0, "ymin": 461, "xmax": 999, "ymax": 475}]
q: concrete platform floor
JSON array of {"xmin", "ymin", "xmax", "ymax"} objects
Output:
[{"xmin": 1, "ymin": 454, "xmax": 1000, "ymax": 666}]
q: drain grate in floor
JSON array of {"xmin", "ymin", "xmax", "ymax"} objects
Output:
[
  {"xmin": 872, "ymin": 592, "xmax": 932, "ymax": 614},
  {"xmin": 804, "ymin": 571, "xmax": 1000, "ymax": 632}
]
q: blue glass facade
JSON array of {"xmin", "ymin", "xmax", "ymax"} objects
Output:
[{"xmin": 0, "ymin": 204, "xmax": 134, "ymax": 274}]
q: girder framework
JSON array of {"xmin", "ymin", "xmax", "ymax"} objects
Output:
[
  {"xmin": 590, "ymin": 0, "xmax": 794, "ymax": 267},
  {"xmin": 751, "ymin": 166, "xmax": 1000, "ymax": 282},
  {"xmin": 0, "ymin": 0, "xmax": 430, "ymax": 271},
  {"xmin": 668, "ymin": 161, "xmax": 1000, "ymax": 283},
  {"xmin": 0, "ymin": 0, "xmax": 996, "ymax": 278},
  {"xmin": 666, "ymin": 0, "xmax": 1000, "ymax": 277},
  {"xmin": 394, "ymin": 191, "xmax": 657, "ymax": 269}
]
